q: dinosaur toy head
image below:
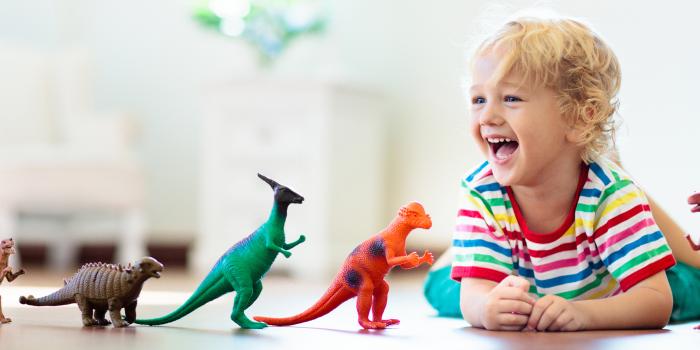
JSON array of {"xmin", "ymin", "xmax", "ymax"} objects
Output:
[
  {"xmin": 133, "ymin": 257, "xmax": 164, "ymax": 279},
  {"xmin": 258, "ymin": 173, "xmax": 304, "ymax": 205},
  {"xmin": 1, "ymin": 238, "xmax": 15, "ymax": 254},
  {"xmin": 398, "ymin": 202, "xmax": 432, "ymax": 229}
]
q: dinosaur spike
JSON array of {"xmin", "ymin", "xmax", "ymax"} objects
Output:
[{"xmin": 257, "ymin": 173, "xmax": 280, "ymax": 190}]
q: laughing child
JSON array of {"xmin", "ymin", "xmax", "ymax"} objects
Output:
[{"xmin": 424, "ymin": 16, "xmax": 687, "ymax": 331}]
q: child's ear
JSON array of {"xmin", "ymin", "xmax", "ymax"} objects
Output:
[{"xmin": 565, "ymin": 126, "xmax": 585, "ymax": 144}]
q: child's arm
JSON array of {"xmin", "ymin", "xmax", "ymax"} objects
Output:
[
  {"xmin": 526, "ymin": 271, "xmax": 672, "ymax": 331},
  {"xmin": 461, "ymin": 275, "xmax": 536, "ymax": 331}
]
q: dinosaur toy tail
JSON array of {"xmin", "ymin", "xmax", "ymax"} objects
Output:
[
  {"xmin": 254, "ymin": 282, "xmax": 355, "ymax": 326},
  {"xmin": 135, "ymin": 267, "xmax": 233, "ymax": 326},
  {"xmin": 19, "ymin": 288, "xmax": 74, "ymax": 307}
]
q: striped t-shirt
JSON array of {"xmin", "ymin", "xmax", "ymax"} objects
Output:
[{"xmin": 451, "ymin": 158, "xmax": 676, "ymax": 299}]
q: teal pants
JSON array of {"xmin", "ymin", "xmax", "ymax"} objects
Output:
[{"xmin": 423, "ymin": 262, "xmax": 700, "ymax": 323}]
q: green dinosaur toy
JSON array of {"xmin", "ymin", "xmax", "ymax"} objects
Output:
[{"xmin": 136, "ymin": 173, "xmax": 305, "ymax": 329}]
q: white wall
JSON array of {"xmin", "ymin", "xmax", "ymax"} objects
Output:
[{"xmin": 1, "ymin": 0, "xmax": 698, "ymax": 249}]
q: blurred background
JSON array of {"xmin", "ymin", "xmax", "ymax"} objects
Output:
[{"xmin": 0, "ymin": 0, "xmax": 697, "ymax": 280}]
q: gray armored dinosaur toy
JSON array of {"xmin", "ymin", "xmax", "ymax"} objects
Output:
[{"xmin": 20, "ymin": 257, "xmax": 163, "ymax": 327}]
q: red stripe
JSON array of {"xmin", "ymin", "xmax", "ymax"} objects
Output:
[
  {"xmin": 458, "ymin": 209, "xmax": 484, "ymax": 219},
  {"xmin": 457, "ymin": 209, "xmax": 520, "ymax": 241},
  {"xmin": 619, "ymin": 254, "xmax": 676, "ymax": 292},
  {"xmin": 477, "ymin": 169, "xmax": 493, "ymax": 181},
  {"xmin": 593, "ymin": 204, "xmax": 649, "ymax": 240},
  {"xmin": 525, "ymin": 230, "xmax": 595, "ymax": 258},
  {"xmin": 451, "ymin": 266, "xmax": 508, "ymax": 283}
]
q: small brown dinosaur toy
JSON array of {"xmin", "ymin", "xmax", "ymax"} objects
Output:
[
  {"xmin": 1, "ymin": 238, "xmax": 25, "ymax": 324},
  {"xmin": 254, "ymin": 202, "xmax": 434, "ymax": 329},
  {"xmin": 20, "ymin": 257, "xmax": 163, "ymax": 327}
]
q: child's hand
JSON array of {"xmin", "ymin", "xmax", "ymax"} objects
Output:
[
  {"xmin": 479, "ymin": 275, "xmax": 536, "ymax": 331},
  {"xmin": 524, "ymin": 295, "xmax": 585, "ymax": 331}
]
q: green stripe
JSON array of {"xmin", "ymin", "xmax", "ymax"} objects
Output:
[
  {"xmin": 467, "ymin": 189, "xmax": 495, "ymax": 218},
  {"xmin": 598, "ymin": 179, "xmax": 633, "ymax": 207},
  {"xmin": 486, "ymin": 198, "xmax": 512, "ymax": 209},
  {"xmin": 555, "ymin": 270, "xmax": 610, "ymax": 299},
  {"xmin": 612, "ymin": 244, "xmax": 671, "ymax": 278},
  {"xmin": 455, "ymin": 253, "xmax": 513, "ymax": 271},
  {"xmin": 575, "ymin": 203, "xmax": 597, "ymax": 213},
  {"xmin": 611, "ymin": 170, "xmax": 622, "ymax": 182}
]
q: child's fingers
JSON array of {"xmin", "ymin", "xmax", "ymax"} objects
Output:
[
  {"xmin": 498, "ymin": 299, "xmax": 534, "ymax": 315},
  {"xmin": 525, "ymin": 296, "xmax": 554, "ymax": 330},
  {"xmin": 497, "ymin": 312, "xmax": 529, "ymax": 327},
  {"xmin": 498, "ymin": 286, "xmax": 536, "ymax": 304},
  {"xmin": 546, "ymin": 311, "xmax": 573, "ymax": 331},
  {"xmin": 501, "ymin": 275, "xmax": 531, "ymax": 292},
  {"xmin": 535, "ymin": 303, "xmax": 565, "ymax": 331}
]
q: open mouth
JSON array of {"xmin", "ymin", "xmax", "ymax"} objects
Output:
[{"xmin": 487, "ymin": 137, "xmax": 519, "ymax": 162}]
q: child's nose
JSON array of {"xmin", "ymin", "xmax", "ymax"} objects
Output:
[{"xmin": 479, "ymin": 102, "xmax": 504, "ymax": 126}]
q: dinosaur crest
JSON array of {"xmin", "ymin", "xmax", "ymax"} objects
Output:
[
  {"xmin": 258, "ymin": 173, "xmax": 304, "ymax": 205},
  {"xmin": 398, "ymin": 202, "xmax": 432, "ymax": 229}
]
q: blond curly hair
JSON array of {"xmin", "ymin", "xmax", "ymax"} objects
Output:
[{"xmin": 472, "ymin": 16, "xmax": 621, "ymax": 162}]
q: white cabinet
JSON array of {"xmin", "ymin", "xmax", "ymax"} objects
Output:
[{"xmin": 196, "ymin": 77, "xmax": 386, "ymax": 280}]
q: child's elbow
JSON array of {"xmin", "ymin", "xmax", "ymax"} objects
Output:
[
  {"xmin": 648, "ymin": 284, "xmax": 674, "ymax": 329},
  {"xmin": 459, "ymin": 299, "xmax": 482, "ymax": 328}
]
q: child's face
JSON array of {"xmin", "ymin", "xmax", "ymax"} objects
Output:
[{"xmin": 469, "ymin": 51, "xmax": 582, "ymax": 186}]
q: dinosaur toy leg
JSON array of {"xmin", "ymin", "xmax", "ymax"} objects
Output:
[
  {"xmin": 371, "ymin": 280, "xmax": 399, "ymax": 326},
  {"xmin": 108, "ymin": 297, "xmax": 128, "ymax": 328},
  {"xmin": 356, "ymin": 279, "xmax": 388, "ymax": 329},
  {"xmin": 75, "ymin": 294, "xmax": 98, "ymax": 326},
  {"xmin": 4, "ymin": 269, "xmax": 24, "ymax": 283},
  {"xmin": 226, "ymin": 274, "xmax": 266, "ymax": 329},
  {"xmin": 124, "ymin": 301, "xmax": 137, "ymax": 324},
  {"xmin": 0, "ymin": 294, "xmax": 10, "ymax": 324},
  {"xmin": 94, "ymin": 307, "xmax": 112, "ymax": 326}
]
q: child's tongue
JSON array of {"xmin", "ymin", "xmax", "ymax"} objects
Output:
[{"xmin": 495, "ymin": 141, "xmax": 518, "ymax": 159}]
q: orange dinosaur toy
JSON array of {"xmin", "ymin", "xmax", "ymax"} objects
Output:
[{"xmin": 254, "ymin": 202, "xmax": 434, "ymax": 329}]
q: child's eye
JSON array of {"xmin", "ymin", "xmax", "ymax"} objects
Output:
[
  {"xmin": 472, "ymin": 96, "xmax": 486, "ymax": 104},
  {"xmin": 504, "ymin": 95, "xmax": 522, "ymax": 103}
]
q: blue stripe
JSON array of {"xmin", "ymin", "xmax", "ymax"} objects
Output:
[
  {"xmin": 518, "ymin": 266, "xmax": 534, "ymax": 279},
  {"xmin": 589, "ymin": 162, "xmax": 610, "ymax": 185},
  {"xmin": 466, "ymin": 161, "xmax": 489, "ymax": 182},
  {"xmin": 514, "ymin": 260, "xmax": 606, "ymax": 288},
  {"xmin": 474, "ymin": 182, "xmax": 501, "ymax": 193},
  {"xmin": 536, "ymin": 265, "xmax": 594, "ymax": 288},
  {"xmin": 602, "ymin": 230, "xmax": 664, "ymax": 267},
  {"xmin": 453, "ymin": 239, "xmax": 512, "ymax": 257},
  {"xmin": 580, "ymin": 188, "xmax": 601, "ymax": 197}
]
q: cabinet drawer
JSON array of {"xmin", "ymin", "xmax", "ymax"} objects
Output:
[{"xmin": 219, "ymin": 118, "xmax": 308, "ymax": 158}]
